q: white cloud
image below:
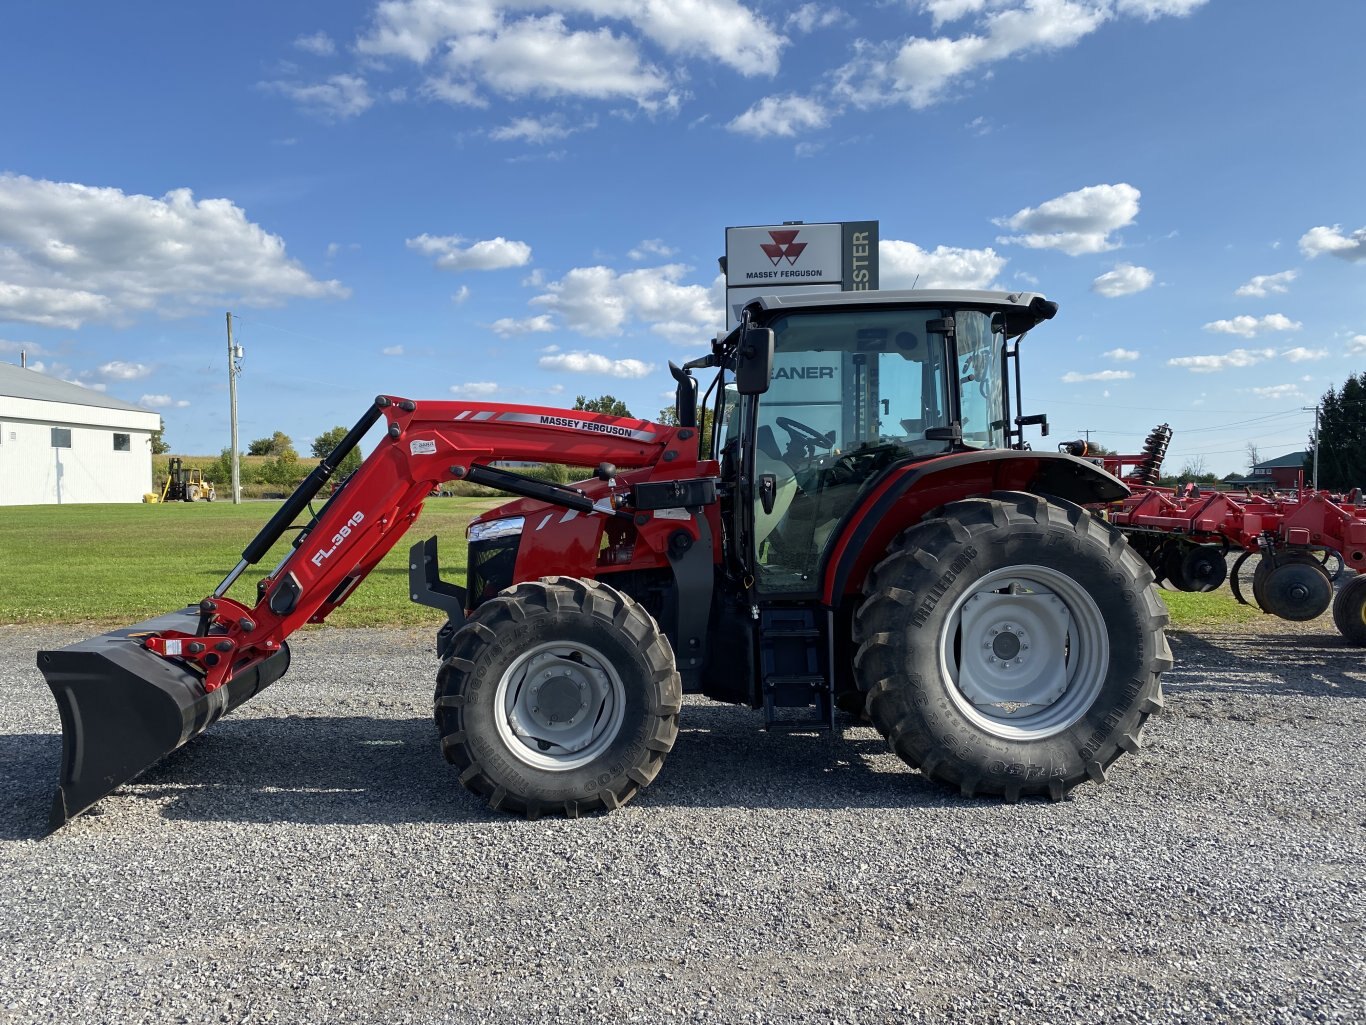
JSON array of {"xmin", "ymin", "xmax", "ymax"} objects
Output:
[
  {"xmin": 294, "ymin": 31, "xmax": 337, "ymax": 56},
  {"xmin": 0, "ymin": 283, "xmax": 112, "ymax": 329},
  {"xmin": 589, "ymin": 0, "xmax": 785, "ymax": 76},
  {"xmin": 922, "ymin": 1, "xmax": 990, "ymax": 28},
  {"xmin": 996, "ymin": 183, "xmax": 1140, "ymax": 255},
  {"xmin": 419, "ymin": 75, "xmax": 488, "ymax": 107},
  {"xmin": 99, "ymin": 360, "xmax": 151, "ymax": 380},
  {"xmin": 358, "ymin": 0, "xmax": 501, "ymax": 62},
  {"xmin": 1247, "ymin": 383, "xmax": 1302, "ymax": 401},
  {"xmin": 0, "ymin": 339, "xmax": 46, "ymax": 357},
  {"xmin": 444, "ymin": 16, "xmax": 668, "ymax": 101},
  {"xmin": 382, "ymin": 345, "xmax": 405, "ymax": 356},
  {"xmin": 451, "ymin": 381, "xmax": 501, "ymax": 397},
  {"xmin": 1234, "ymin": 269, "xmax": 1297, "ymax": 297},
  {"xmin": 1091, "ymin": 262, "xmax": 1154, "ymax": 297},
  {"xmin": 529, "ymin": 264, "xmax": 722, "ymax": 339},
  {"xmin": 452, "ymin": 285, "xmax": 471, "ymax": 303},
  {"xmin": 490, "ymin": 313, "xmax": 556, "ymax": 337},
  {"xmin": 879, "ymin": 239, "xmax": 1005, "ymax": 289},
  {"xmin": 0, "ymin": 175, "xmax": 345, "ymax": 329},
  {"xmin": 1167, "ymin": 348, "xmax": 1277, "ymax": 372},
  {"xmin": 261, "ymin": 74, "xmax": 374, "ymax": 119},
  {"xmin": 1060, "ymin": 369, "xmax": 1134, "ymax": 383},
  {"xmin": 1281, "ymin": 346, "xmax": 1327, "ymax": 362},
  {"xmin": 406, "ymin": 233, "xmax": 532, "ymax": 271},
  {"xmin": 786, "ymin": 4, "xmax": 850, "ymax": 33},
  {"xmin": 1300, "ymin": 224, "xmax": 1366, "ymax": 262},
  {"xmin": 629, "ymin": 239, "xmax": 677, "ymax": 261},
  {"xmin": 140, "ymin": 394, "xmax": 190, "ymax": 409},
  {"xmin": 1115, "ymin": 0, "xmax": 1208, "ymax": 17},
  {"xmin": 538, "ymin": 350, "xmax": 654, "ymax": 377},
  {"xmin": 1350, "ymin": 334, "xmax": 1366, "ymax": 354},
  {"xmin": 358, "ymin": 0, "xmax": 784, "ymax": 77},
  {"xmin": 1203, "ymin": 313, "xmax": 1302, "ymax": 337},
  {"xmin": 727, "ymin": 95, "xmax": 829, "ymax": 137},
  {"xmin": 836, "ymin": 0, "xmax": 1190, "ymax": 110},
  {"xmin": 1103, "ymin": 347, "xmax": 1140, "ymax": 361},
  {"xmin": 489, "ymin": 114, "xmax": 591, "ymax": 143}
]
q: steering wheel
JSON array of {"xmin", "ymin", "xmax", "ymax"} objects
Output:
[{"xmin": 775, "ymin": 415, "xmax": 835, "ymax": 458}]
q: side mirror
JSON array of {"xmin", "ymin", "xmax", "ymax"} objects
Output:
[
  {"xmin": 668, "ymin": 362, "xmax": 698, "ymax": 428},
  {"xmin": 735, "ymin": 326, "xmax": 774, "ymax": 395}
]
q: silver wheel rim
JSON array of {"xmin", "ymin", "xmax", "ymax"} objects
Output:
[
  {"xmin": 939, "ymin": 564, "xmax": 1109, "ymax": 740},
  {"xmin": 493, "ymin": 640, "xmax": 626, "ymax": 771}
]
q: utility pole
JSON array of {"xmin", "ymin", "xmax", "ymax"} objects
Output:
[
  {"xmin": 1303, "ymin": 404, "xmax": 1320, "ymax": 492},
  {"xmin": 227, "ymin": 313, "xmax": 243, "ymax": 504}
]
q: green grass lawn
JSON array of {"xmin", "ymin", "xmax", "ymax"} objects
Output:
[
  {"xmin": 1157, "ymin": 587, "xmax": 1262, "ymax": 630},
  {"xmin": 1, "ymin": 499, "xmax": 1256, "ymax": 631},
  {"xmin": 0, "ymin": 498, "xmax": 502, "ymax": 627}
]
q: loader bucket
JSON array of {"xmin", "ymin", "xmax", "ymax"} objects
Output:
[{"xmin": 38, "ymin": 606, "xmax": 291, "ymax": 831}]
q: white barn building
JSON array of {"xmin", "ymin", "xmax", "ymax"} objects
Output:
[{"xmin": 0, "ymin": 362, "xmax": 163, "ymax": 506}]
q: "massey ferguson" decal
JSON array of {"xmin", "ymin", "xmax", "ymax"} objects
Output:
[{"xmin": 485, "ymin": 410, "xmax": 658, "ymax": 443}]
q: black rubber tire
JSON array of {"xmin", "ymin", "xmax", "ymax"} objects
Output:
[
  {"xmin": 1179, "ymin": 545, "xmax": 1227, "ymax": 593},
  {"xmin": 1252, "ymin": 551, "xmax": 1324, "ymax": 614},
  {"xmin": 434, "ymin": 577, "xmax": 681, "ymax": 818},
  {"xmin": 1332, "ymin": 574, "xmax": 1366, "ymax": 645},
  {"xmin": 852, "ymin": 492, "xmax": 1171, "ymax": 801},
  {"xmin": 1163, "ymin": 546, "xmax": 1195, "ymax": 592}
]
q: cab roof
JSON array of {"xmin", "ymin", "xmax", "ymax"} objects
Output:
[{"xmin": 743, "ymin": 288, "xmax": 1058, "ymax": 337}]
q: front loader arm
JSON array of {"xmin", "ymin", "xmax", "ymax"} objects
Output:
[
  {"xmin": 147, "ymin": 395, "xmax": 698, "ymax": 692},
  {"xmin": 40, "ymin": 393, "xmax": 710, "ymax": 829}
]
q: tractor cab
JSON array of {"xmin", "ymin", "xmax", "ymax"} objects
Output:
[{"xmin": 696, "ymin": 290, "xmax": 1056, "ymax": 596}]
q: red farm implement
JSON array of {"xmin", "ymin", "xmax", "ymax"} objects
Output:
[{"xmin": 1067, "ymin": 424, "xmax": 1366, "ymax": 643}]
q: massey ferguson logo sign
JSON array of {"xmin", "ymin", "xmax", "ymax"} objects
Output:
[
  {"xmin": 761, "ymin": 230, "xmax": 807, "ymax": 266},
  {"xmin": 723, "ymin": 220, "xmax": 878, "ymax": 329},
  {"xmin": 743, "ymin": 228, "xmax": 824, "ymax": 281}
]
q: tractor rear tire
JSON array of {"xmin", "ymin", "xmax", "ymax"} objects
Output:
[
  {"xmin": 435, "ymin": 577, "xmax": 681, "ymax": 818},
  {"xmin": 1331, "ymin": 574, "xmax": 1366, "ymax": 645},
  {"xmin": 853, "ymin": 492, "xmax": 1171, "ymax": 802}
]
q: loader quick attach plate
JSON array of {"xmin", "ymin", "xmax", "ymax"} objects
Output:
[{"xmin": 38, "ymin": 607, "xmax": 291, "ymax": 831}]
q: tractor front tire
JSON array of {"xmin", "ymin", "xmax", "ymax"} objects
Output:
[
  {"xmin": 853, "ymin": 492, "xmax": 1171, "ymax": 801},
  {"xmin": 435, "ymin": 577, "xmax": 681, "ymax": 818}
]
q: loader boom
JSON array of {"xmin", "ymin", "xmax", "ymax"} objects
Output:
[
  {"xmin": 40, "ymin": 394, "xmax": 709, "ymax": 827},
  {"xmin": 157, "ymin": 395, "xmax": 703, "ymax": 691}
]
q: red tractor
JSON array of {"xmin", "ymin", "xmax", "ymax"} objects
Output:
[{"xmin": 40, "ymin": 289, "xmax": 1171, "ymax": 828}]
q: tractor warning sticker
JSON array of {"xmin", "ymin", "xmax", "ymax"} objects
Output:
[{"xmin": 410, "ymin": 439, "xmax": 437, "ymax": 455}]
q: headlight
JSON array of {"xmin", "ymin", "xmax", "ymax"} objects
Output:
[{"xmin": 467, "ymin": 516, "xmax": 525, "ymax": 543}]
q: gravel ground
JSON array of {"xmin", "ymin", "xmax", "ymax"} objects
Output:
[{"xmin": 1, "ymin": 611, "xmax": 1363, "ymax": 1025}]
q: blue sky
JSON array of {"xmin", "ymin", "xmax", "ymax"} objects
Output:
[{"xmin": 2, "ymin": 0, "xmax": 1364, "ymax": 476}]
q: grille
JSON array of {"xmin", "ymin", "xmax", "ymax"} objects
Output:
[{"xmin": 467, "ymin": 535, "xmax": 521, "ymax": 607}]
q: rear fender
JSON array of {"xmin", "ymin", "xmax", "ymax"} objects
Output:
[{"xmin": 820, "ymin": 450, "xmax": 1127, "ymax": 605}]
